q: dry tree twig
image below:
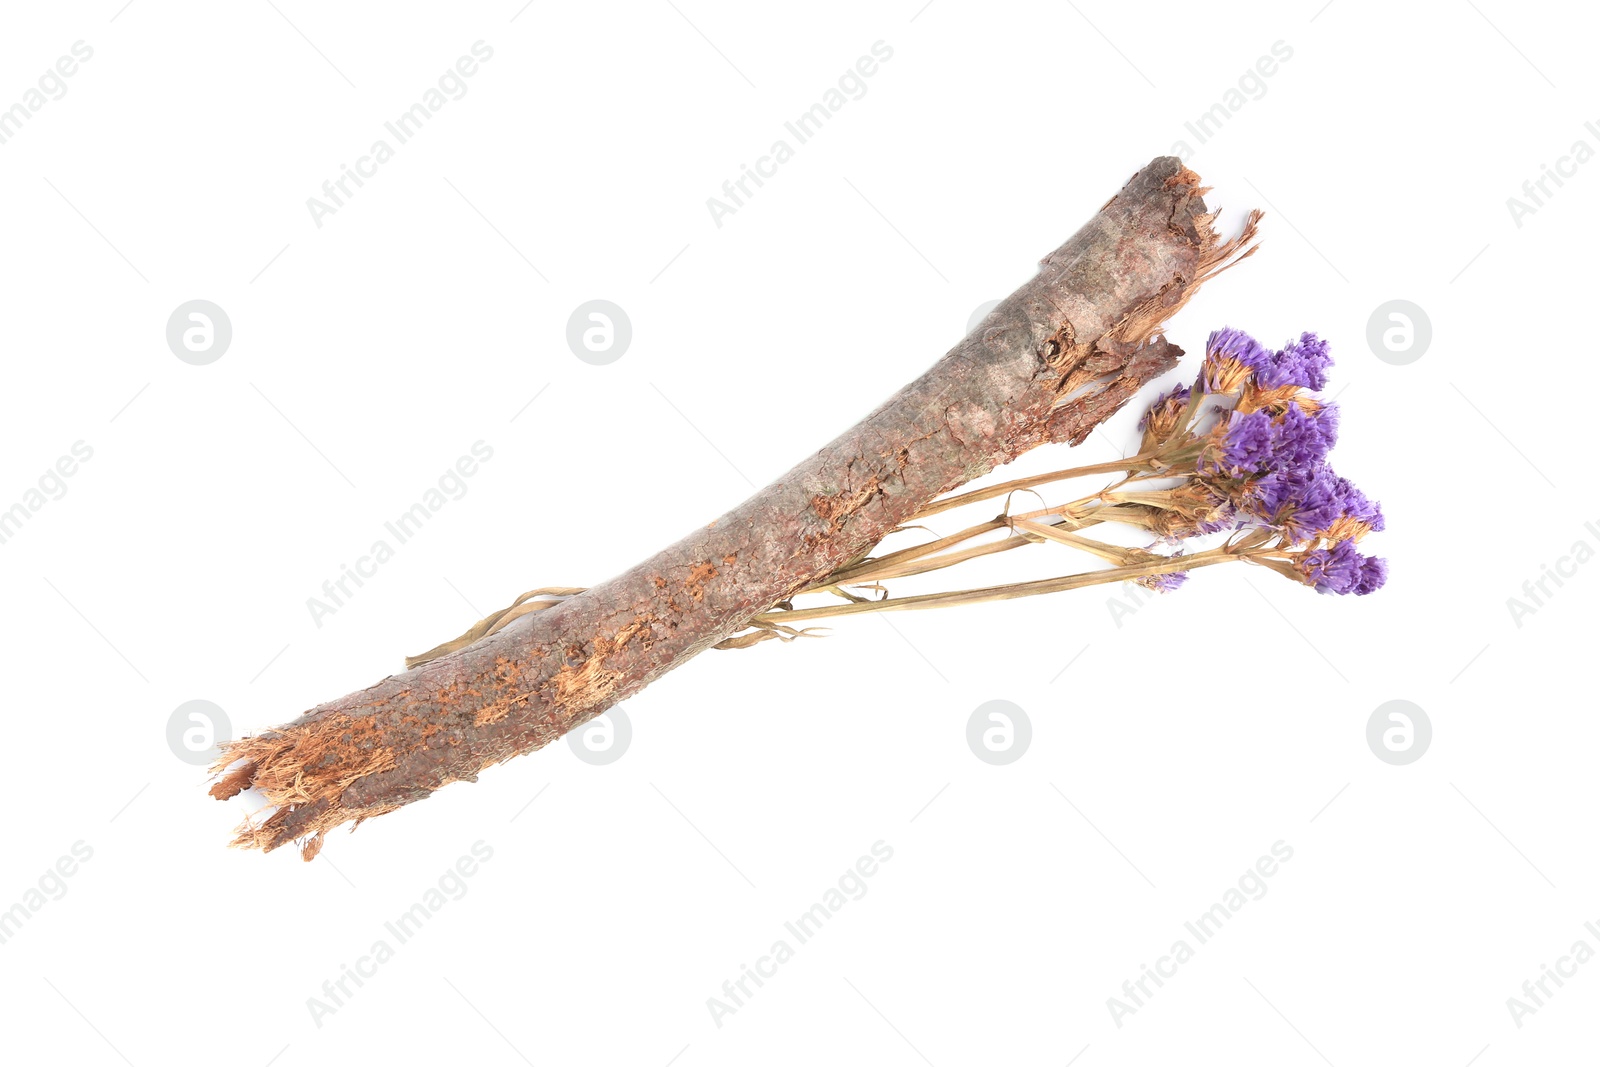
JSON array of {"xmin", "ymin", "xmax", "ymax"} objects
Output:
[{"xmin": 211, "ymin": 156, "xmax": 1259, "ymax": 859}]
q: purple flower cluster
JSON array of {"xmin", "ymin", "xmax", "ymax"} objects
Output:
[
  {"xmin": 1203, "ymin": 327, "xmax": 1335, "ymax": 394},
  {"xmin": 1202, "ymin": 328, "xmax": 1271, "ymax": 392},
  {"xmin": 1254, "ymin": 467, "xmax": 1343, "ymax": 542},
  {"xmin": 1135, "ymin": 569, "xmax": 1189, "ymax": 594},
  {"xmin": 1158, "ymin": 327, "xmax": 1389, "ymax": 596},
  {"xmin": 1211, "ymin": 399, "xmax": 1339, "ymax": 478},
  {"xmin": 1249, "ymin": 454, "xmax": 1387, "ymax": 550},
  {"xmin": 1328, "ymin": 474, "xmax": 1385, "ymax": 533},
  {"xmin": 1275, "ymin": 402, "xmax": 1339, "ymax": 466},
  {"xmin": 1270, "ymin": 332, "xmax": 1333, "ymax": 391},
  {"xmin": 1299, "ymin": 539, "xmax": 1388, "ymax": 596},
  {"xmin": 1128, "ymin": 327, "xmax": 1388, "ymax": 596},
  {"xmin": 1217, "ymin": 410, "xmax": 1275, "ymax": 472},
  {"xmin": 1138, "ymin": 383, "xmax": 1191, "ymax": 432}
]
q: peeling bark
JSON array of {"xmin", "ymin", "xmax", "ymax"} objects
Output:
[{"xmin": 213, "ymin": 156, "xmax": 1258, "ymax": 857}]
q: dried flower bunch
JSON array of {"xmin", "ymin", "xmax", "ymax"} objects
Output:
[
  {"xmin": 214, "ymin": 160, "xmax": 1356, "ymax": 859},
  {"xmin": 720, "ymin": 326, "xmax": 1387, "ymax": 644}
]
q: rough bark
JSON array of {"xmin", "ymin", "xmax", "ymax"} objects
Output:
[{"xmin": 212, "ymin": 156, "xmax": 1256, "ymax": 857}]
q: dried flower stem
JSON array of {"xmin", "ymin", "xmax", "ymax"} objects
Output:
[
  {"xmin": 754, "ymin": 547, "xmax": 1248, "ymax": 624},
  {"xmin": 910, "ymin": 453, "xmax": 1161, "ymax": 518}
]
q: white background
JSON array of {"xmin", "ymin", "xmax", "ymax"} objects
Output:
[{"xmin": 1, "ymin": 1, "xmax": 1594, "ymax": 1064}]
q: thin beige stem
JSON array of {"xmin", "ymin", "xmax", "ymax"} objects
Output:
[
  {"xmin": 825, "ymin": 517, "xmax": 1008, "ymax": 584},
  {"xmin": 757, "ymin": 549, "xmax": 1244, "ymax": 624},
  {"xmin": 910, "ymin": 454, "xmax": 1160, "ymax": 519},
  {"xmin": 1008, "ymin": 518, "xmax": 1152, "ymax": 566}
]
